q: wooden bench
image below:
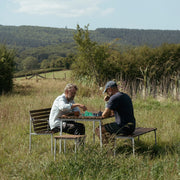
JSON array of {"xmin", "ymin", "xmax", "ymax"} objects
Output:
[
  {"xmin": 29, "ymin": 108, "xmax": 86, "ymax": 156},
  {"xmin": 54, "ymin": 135, "xmax": 86, "ymax": 160},
  {"xmin": 114, "ymin": 127, "xmax": 157, "ymax": 156},
  {"xmin": 29, "ymin": 108, "xmax": 54, "ymax": 153}
]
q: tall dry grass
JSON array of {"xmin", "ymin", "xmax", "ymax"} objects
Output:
[{"xmin": 0, "ymin": 71, "xmax": 180, "ymax": 179}]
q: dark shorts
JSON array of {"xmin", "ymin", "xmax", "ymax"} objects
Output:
[
  {"xmin": 51, "ymin": 121, "xmax": 85, "ymax": 135},
  {"xmin": 104, "ymin": 122, "xmax": 135, "ymax": 135}
]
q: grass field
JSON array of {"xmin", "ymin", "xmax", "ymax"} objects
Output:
[{"xmin": 0, "ymin": 71, "xmax": 180, "ymax": 179}]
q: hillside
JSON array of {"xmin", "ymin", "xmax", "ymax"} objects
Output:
[
  {"xmin": 0, "ymin": 25, "xmax": 75, "ymax": 48},
  {"xmin": 95, "ymin": 28, "xmax": 180, "ymax": 47},
  {"xmin": 1, "ymin": 25, "xmax": 180, "ymax": 49},
  {"xmin": 1, "ymin": 25, "xmax": 180, "ymax": 72}
]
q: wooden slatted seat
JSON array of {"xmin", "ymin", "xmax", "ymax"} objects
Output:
[
  {"xmin": 114, "ymin": 127, "xmax": 157, "ymax": 156},
  {"xmin": 54, "ymin": 135, "xmax": 86, "ymax": 160},
  {"xmin": 29, "ymin": 108, "xmax": 54, "ymax": 153}
]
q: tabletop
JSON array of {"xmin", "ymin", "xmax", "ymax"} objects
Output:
[{"xmin": 60, "ymin": 115, "xmax": 114, "ymax": 120}]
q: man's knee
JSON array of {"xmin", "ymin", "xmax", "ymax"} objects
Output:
[{"xmin": 75, "ymin": 122, "xmax": 85, "ymax": 135}]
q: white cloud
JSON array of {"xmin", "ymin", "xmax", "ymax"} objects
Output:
[{"xmin": 12, "ymin": 0, "xmax": 114, "ymax": 17}]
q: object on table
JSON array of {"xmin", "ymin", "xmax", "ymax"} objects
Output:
[{"xmin": 81, "ymin": 111, "xmax": 103, "ymax": 117}]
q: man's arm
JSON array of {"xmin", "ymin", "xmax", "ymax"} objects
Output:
[
  {"xmin": 102, "ymin": 108, "xmax": 111, "ymax": 118},
  {"xmin": 62, "ymin": 111, "xmax": 80, "ymax": 116},
  {"xmin": 71, "ymin": 103, "xmax": 87, "ymax": 111},
  {"xmin": 61, "ymin": 103, "xmax": 87, "ymax": 117}
]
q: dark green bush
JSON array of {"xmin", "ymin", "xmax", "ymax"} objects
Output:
[{"xmin": 0, "ymin": 45, "xmax": 15, "ymax": 94}]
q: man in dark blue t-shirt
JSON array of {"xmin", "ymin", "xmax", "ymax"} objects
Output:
[{"xmin": 95, "ymin": 81, "xmax": 136, "ymax": 144}]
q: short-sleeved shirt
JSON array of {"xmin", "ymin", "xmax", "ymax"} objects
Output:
[
  {"xmin": 49, "ymin": 93, "xmax": 80, "ymax": 130},
  {"xmin": 107, "ymin": 92, "xmax": 136, "ymax": 128}
]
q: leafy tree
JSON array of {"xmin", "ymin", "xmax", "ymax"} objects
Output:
[
  {"xmin": 116, "ymin": 43, "xmax": 180, "ymax": 83},
  {"xmin": 40, "ymin": 59, "xmax": 50, "ymax": 69},
  {"xmin": 22, "ymin": 56, "xmax": 39, "ymax": 70},
  {"xmin": 0, "ymin": 45, "xmax": 15, "ymax": 94},
  {"xmin": 60, "ymin": 54, "xmax": 74, "ymax": 69},
  {"xmin": 72, "ymin": 25, "xmax": 113, "ymax": 85},
  {"xmin": 50, "ymin": 59, "xmax": 56, "ymax": 68}
]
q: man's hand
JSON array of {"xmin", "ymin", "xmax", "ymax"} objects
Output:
[
  {"xmin": 79, "ymin": 104, "xmax": 87, "ymax": 111},
  {"xmin": 71, "ymin": 103, "xmax": 87, "ymax": 111},
  {"xmin": 104, "ymin": 96, "xmax": 110, "ymax": 101}
]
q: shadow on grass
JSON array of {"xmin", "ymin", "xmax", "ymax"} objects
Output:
[
  {"xmin": 115, "ymin": 140, "xmax": 180, "ymax": 158},
  {"xmin": 12, "ymin": 83, "xmax": 35, "ymax": 95}
]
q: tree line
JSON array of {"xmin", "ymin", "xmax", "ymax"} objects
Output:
[
  {"xmin": 1, "ymin": 25, "xmax": 180, "ymax": 73},
  {"xmin": 72, "ymin": 25, "xmax": 180, "ymax": 99},
  {"xmin": 72, "ymin": 25, "xmax": 180, "ymax": 85},
  {"xmin": 1, "ymin": 25, "xmax": 180, "ymax": 48},
  {"xmin": 0, "ymin": 25, "xmax": 179, "ymax": 98}
]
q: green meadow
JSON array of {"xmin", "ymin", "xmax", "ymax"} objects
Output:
[{"xmin": 0, "ymin": 71, "xmax": 179, "ymax": 180}]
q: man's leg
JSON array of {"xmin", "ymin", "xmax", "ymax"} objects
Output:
[
  {"xmin": 65, "ymin": 121, "xmax": 85, "ymax": 135},
  {"xmin": 51, "ymin": 121, "xmax": 85, "ymax": 135},
  {"xmin": 64, "ymin": 121, "xmax": 85, "ymax": 146},
  {"xmin": 51, "ymin": 122, "xmax": 67, "ymax": 133},
  {"xmin": 95, "ymin": 125, "xmax": 112, "ymax": 144},
  {"xmin": 96, "ymin": 122, "xmax": 126, "ymax": 144}
]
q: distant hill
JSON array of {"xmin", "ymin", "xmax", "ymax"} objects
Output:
[
  {"xmin": 0, "ymin": 25, "xmax": 75, "ymax": 48},
  {"xmin": 1, "ymin": 25, "xmax": 180, "ymax": 72},
  {"xmin": 1, "ymin": 25, "xmax": 180, "ymax": 49},
  {"xmin": 94, "ymin": 28, "xmax": 180, "ymax": 47}
]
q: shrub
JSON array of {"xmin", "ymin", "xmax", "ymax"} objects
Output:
[{"xmin": 0, "ymin": 45, "xmax": 15, "ymax": 94}]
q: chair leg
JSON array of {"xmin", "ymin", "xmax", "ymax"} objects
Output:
[
  {"xmin": 59, "ymin": 139, "xmax": 62, "ymax": 153},
  {"xmin": 54, "ymin": 138, "xmax": 57, "ymax": 161},
  {"xmin": 132, "ymin": 138, "xmax": 135, "ymax": 155},
  {"xmin": 51, "ymin": 134, "xmax": 53, "ymax": 154},
  {"xmin": 29, "ymin": 134, "xmax": 31, "ymax": 153}
]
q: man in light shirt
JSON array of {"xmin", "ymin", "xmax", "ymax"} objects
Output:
[{"xmin": 49, "ymin": 83, "xmax": 87, "ymax": 135}]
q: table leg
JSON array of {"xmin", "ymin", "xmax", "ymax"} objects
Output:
[
  {"xmin": 132, "ymin": 138, "xmax": 135, "ymax": 155},
  {"xmin": 93, "ymin": 121, "xmax": 95, "ymax": 143},
  {"xmin": 59, "ymin": 120, "xmax": 63, "ymax": 153},
  {"xmin": 64, "ymin": 139, "xmax": 66, "ymax": 153},
  {"xmin": 99, "ymin": 120, "xmax": 102, "ymax": 148},
  {"xmin": 54, "ymin": 138, "xmax": 56, "ymax": 161},
  {"xmin": 154, "ymin": 130, "xmax": 157, "ymax": 145}
]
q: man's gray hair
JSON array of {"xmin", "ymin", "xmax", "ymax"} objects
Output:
[{"xmin": 64, "ymin": 84, "xmax": 78, "ymax": 92}]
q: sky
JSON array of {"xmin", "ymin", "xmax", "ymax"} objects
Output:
[{"xmin": 0, "ymin": 0, "xmax": 180, "ymax": 30}]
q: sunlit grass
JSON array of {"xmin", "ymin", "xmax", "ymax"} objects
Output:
[{"xmin": 0, "ymin": 73, "xmax": 179, "ymax": 179}]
